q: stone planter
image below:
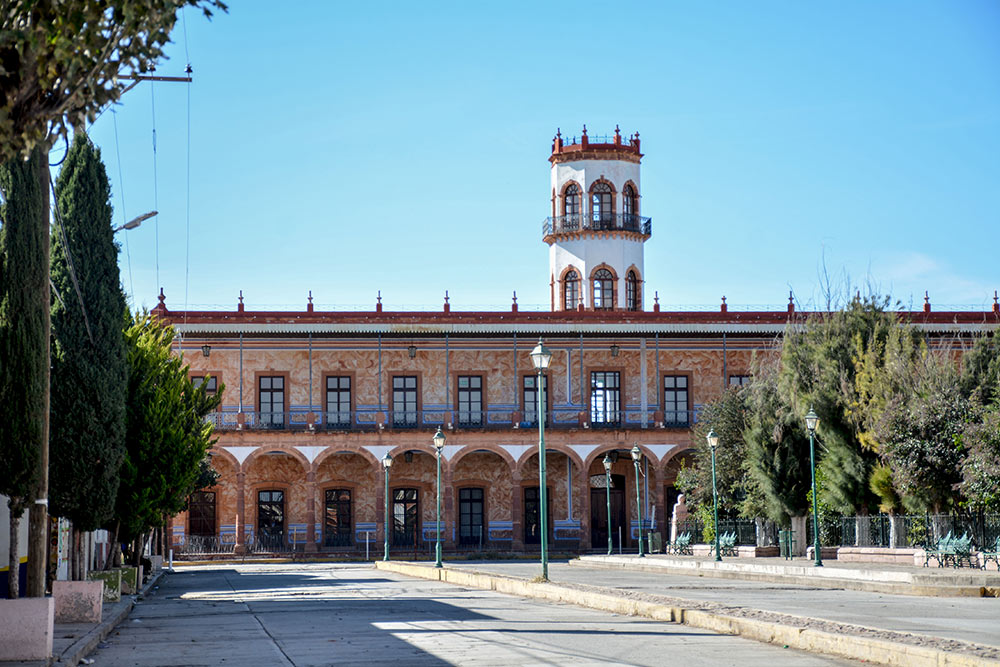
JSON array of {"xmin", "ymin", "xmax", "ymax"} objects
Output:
[
  {"xmin": 119, "ymin": 566, "xmax": 141, "ymax": 594},
  {"xmin": 53, "ymin": 580, "xmax": 104, "ymax": 623},
  {"xmin": 87, "ymin": 569, "xmax": 122, "ymax": 602},
  {"xmin": 0, "ymin": 597, "xmax": 53, "ymax": 661}
]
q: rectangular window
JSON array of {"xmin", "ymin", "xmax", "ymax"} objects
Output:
[
  {"xmin": 392, "ymin": 488, "xmax": 419, "ymax": 547},
  {"xmin": 456, "ymin": 375, "xmax": 483, "ymax": 427},
  {"xmin": 192, "ymin": 376, "xmax": 218, "ymax": 394},
  {"xmin": 392, "ymin": 376, "xmax": 418, "ymax": 428},
  {"xmin": 324, "ymin": 489, "xmax": 352, "ymax": 547},
  {"xmin": 258, "ymin": 376, "xmax": 285, "ymax": 429},
  {"xmin": 522, "ymin": 374, "xmax": 549, "ymax": 426},
  {"xmin": 590, "ymin": 371, "xmax": 621, "ymax": 426},
  {"xmin": 257, "ymin": 490, "xmax": 284, "ymax": 550},
  {"xmin": 188, "ymin": 491, "xmax": 216, "ymax": 537},
  {"xmin": 663, "ymin": 375, "xmax": 690, "ymax": 427},
  {"xmin": 326, "ymin": 376, "xmax": 352, "ymax": 430},
  {"xmin": 729, "ymin": 374, "xmax": 751, "ymax": 388},
  {"xmin": 459, "ymin": 487, "xmax": 484, "ymax": 546}
]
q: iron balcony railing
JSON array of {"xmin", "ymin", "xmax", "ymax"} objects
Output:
[
  {"xmin": 543, "ymin": 213, "xmax": 651, "ymax": 237},
  {"xmin": 204, "ymin": 406, "xmax": 699, "ymax": 432}
]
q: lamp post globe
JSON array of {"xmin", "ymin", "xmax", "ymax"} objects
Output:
[
  {"xmin": 706, "ymin": 430, "xmax": 722, "ymax": 562},
  {"xmin": 805, "ymin": 408, "xmax": 823, "ymax": 567},
  {"xmin": 603, "ymin": 454, "xmax": 613, "ymax": 555},
  {"xmin": 630, "ymin": 444, "xmax": 644, "ymax": 557},
  {"xmin": 529, "ymin": 338, "xmax": 552, "ymax": 579},
  {"xmin": 382, "ymin": 453, "xmax": 393, "ymax": 562},
  {"xmin": 433, "ymin": 428, "xmax": 446, "ymax": 568}
]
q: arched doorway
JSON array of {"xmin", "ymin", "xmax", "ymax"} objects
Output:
[{"xmin": 451, "ymin": 449, "xmax": 514, "ymax": 549}]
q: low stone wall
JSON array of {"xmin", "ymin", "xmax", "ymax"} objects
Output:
[
  {"xmin": 837, "ymin": 547, "xmax": 921, "ymax": 566},
  {"xmin": 689, "ymin": 544, "xmax": 779, "ymax": 558},
  {"xmin": 0, "ymin": 597, "xmax": 53, "ymax": 661},
  {"xmin": 53, "ymin": 580, "xmax": 104, "ymax": 623},
  {"xmin": 805, "ymin": 546, "xmax": 840, "ymax": 560}
]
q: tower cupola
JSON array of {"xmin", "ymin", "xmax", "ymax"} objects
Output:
[{"xmin": 544, "ymin": 126, "xmax": 651, "ymax": 312}]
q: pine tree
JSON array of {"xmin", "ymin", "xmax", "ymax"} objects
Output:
[
  {"xmin": 49, "ymin": 135, "xmax": 127, "ymax": 549},
  {"xmin": 0, "ymin": 148, "xmax": 48, "ymax": 597}
]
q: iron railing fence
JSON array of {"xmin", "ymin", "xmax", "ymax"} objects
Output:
[
  {"xmin": 205, "ymin": 407, "xmax": 699, "ymax": 432},
  {"xmin": 177, "ymin": 535, "xmax": 236, "ymax": 555},
  {"xmin": 810, "ymin": 513, "xmax": 1000, "ymax": 550},
  {"xmin": 543, "ymin": 214, "xmax": 652, "ymax": 237}
]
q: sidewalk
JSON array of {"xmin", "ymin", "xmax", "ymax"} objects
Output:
[
  {"xmin": 2, "ymin": 569, "xmax": 165, "ymax": 667},
  {"xmin": 376, "ymin": 556, "xmax": 1000, "ymax": 666}
]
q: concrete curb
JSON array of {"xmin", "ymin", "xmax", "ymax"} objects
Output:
[
  {"xmin": 54, "ymin": 570, "xmax": 165, "ymax": 666},
  {"xmin": 375, "ymin": 560, "xmax": 1000, "ymax": 667},
  {"xmin": 574, "ymin": 555, "xmax": 995, "ymax": 598}
]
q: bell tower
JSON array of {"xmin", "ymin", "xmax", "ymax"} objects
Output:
[{"xmin": 544, "ymin": 125, "xmax": 651, "ymax": 313}]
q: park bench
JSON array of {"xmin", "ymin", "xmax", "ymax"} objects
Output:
[
  {"xmin": 923, "ymin": 532, "xmax": 975, "ymax": 568},
  {"xmin": 980, "ymin": 537, "xmax": 1000, "ymax": 571},
  {"xmin": 710, "ymin": 531, "xmax": 738, "ymax": 557},
  {"xmin": 668, "ymin": 531, "xmax": 693, "ymax": 555}
]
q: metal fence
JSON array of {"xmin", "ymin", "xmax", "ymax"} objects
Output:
[{"xmin": 808, "ymin": 513, "xmax": 1000, "ymax": 550}]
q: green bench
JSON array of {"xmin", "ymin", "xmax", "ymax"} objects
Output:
[
  {"xmin": 710, "ymin": 531, "xmax": 739, "ymax": 557},
  {"xmin": 980, "ymin": 537, "xmax": 1000, "ymax": 571},
  {"xmin": 668, "ymin": 531, "xmax": 693, "ymax": 555},
  {"xmin": 923, "ymin": 532, "xmax": 976, "ymax": 568}
]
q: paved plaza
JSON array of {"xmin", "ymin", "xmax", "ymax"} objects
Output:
[{"xmin": 85, "ymin": 563, "xmax": 853, "ymax": 666}]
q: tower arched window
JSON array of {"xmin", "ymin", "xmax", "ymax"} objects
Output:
[
  {"xmin": 563, "ymin": 270, "xmax": 579, "ymax": 310},
  {"xmin": 564, "ymin": 183, "xmax": 581, "ymax": 223},
  {"xmin": 626, "ymin": 270, "xmax": 639, "ymax": 311},
  {"xmin": 591, "ymin": 182, "xmax": 612, "ymax": 229},
  {"xmin": 623, "ymin": 184, "xmax": 637, "ymax": 228},
  {"xmin": 593, "ymin": 269, "xmax": 614, "ymax": 310}
]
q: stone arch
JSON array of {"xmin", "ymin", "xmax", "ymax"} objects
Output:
[
  {"xmin": 622, "ymin": 179, "xmax": 640, "ymax": 216},
  {"xmin": 451, "ymin": 448, "xmax": 515, "ymax": 545},
  {"xmin": 589, "ymin": 263, "xmax": 619, "ymax": 310},
  {"xmin": 588, "ymin": 176, "xmax": 617, "ymax": 194},
  {"xmin": 624, "ymin": 264, "xmax": 643, "ymax": 311},
  {"xmin": 208, "ymin": 446, "xmax": 240, "ymax": 470},
  {"xmin": 515, "ymin": 443, "xmax": 585, "ymax": 473},
  {"xmin": 244, "ymin": 445, "xmax": 310, "ymax": 473},
  {"xmin": 451, "ymin": 444, "xmax": 516, "ymax": 471},
  {"xmin": 559, "ymin": 264, "xmax": 583, "ymax": 311},
  {"xmin": 313, "ymin": 443, "xmax": 380, "ymax": 470},
  {"xmin": 559, "ymin": 180, "xmax": 584, "ymax": 216}
]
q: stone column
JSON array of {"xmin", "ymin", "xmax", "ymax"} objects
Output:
[
  {"xmin": 443, "ymin": 465, "xmax": 455, "ymax": 549},
  {"xmin": 305, "ymin": 470, "xmax": 318, "ymax": 552},
  {"xmin": 376, "ymin": 463, "xmax": 386, "ymax": 546},
  {"xmin": 511, "ymin": 469, "xmax": 524, "ymax": 551},
  {"xmin": 578, "ymin": 459, "xmax": 592, "ymax": 550},
  {"xmin": 651, "ymin": 465, "xmax": 666, "ymax": 550},
  {"xmin": 235, "ymin": 471, "xmax": 246, "ymax": 550}
]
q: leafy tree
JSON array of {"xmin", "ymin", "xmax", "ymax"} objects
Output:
[
  {"xmin": 959, "ymin": 406, "xmax": 1000, "ymax": 510},
  {"xmin": 0, "ymin": 0, "xmax": 226, "ymax": 163},
  {"xmin": 0, "ymin": 147, "xmax": 47, "ymax": 597},
  {"xmin": 675, "ymin": 385, "xmax": 762, "ymax": 517},
  {"xmin": 875, "ymin": 352, "xmax": 970, "ymax": 514},
  {"xmin": 960, "ymin": 335, "xmax": 1000, "ymax": 407},
  {"xmin": 49, "ymin": 135, "xmax": 127, "ymax": 559},
  {"xmin": 744, "ymin": 362, "xmax": 813, "ymax": 525},
  {"xmin": 114, "ymin": 312, "xmax": 221, "ymax": 562},
  {"xmin": 778, "ymin": 295, "xmax": 899, "ymax": 513}
]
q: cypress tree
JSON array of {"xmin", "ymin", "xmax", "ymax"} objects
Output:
[
  {"xmin": 49, "ymin": 135, "xmax": 127, "ymax": 554},
  {"xmin": 0, "ymin": 148, "xmax": 47, "ymax": 597}
]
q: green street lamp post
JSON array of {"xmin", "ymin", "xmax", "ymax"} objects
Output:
[
  {"xmin": 433, "ymin": 427, "xmax": 446, "ymax": 569},
  {"xmin": 529, "ymin": 338, "xmax": 553, "ymax": 580},
  {"xmin": 630, "ymin": 444, "xmax": 644, "ymax": 558},
  {"xmin": 382, "ymin": 452, "xmax": 393, "ymax": 561},
  {"xmin": 706, "ymin": 430, "xmax": 722, "ymax": 562},
  {"xmin": 806, "ymin": 408, "xmax": 823, "ymax": 567},
  {"xmin": 603, "ymin": 454, "xmax": 613, "ymax": 555}
]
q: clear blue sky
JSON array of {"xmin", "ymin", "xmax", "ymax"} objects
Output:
[{"xmin": 81, "ymin": 1, "xmax": 1000, "ymax": 312}]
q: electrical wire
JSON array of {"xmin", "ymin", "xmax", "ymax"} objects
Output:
[
  {"xmin": 112, "ymin": 109, "xmax": 135, "ymax": 304},
  {"xmin": 49, "ymin": 172, "xmax": 94, "ymax": 344},
  {"xmin": 150, "ymin": 81, "xmax": 160, "ymax": 291}
]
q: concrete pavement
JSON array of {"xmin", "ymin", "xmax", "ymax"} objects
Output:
[
  {"xmin": 376, "ymin": 557, "xmax": 1000, "ymax": 666},
  {"xmin": 85, "ymin": 563, "xmax": 853, "ymax": 666}
]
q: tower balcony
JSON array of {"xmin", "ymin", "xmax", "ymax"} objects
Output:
[{"xmin": 542, "ymin": 214, "xmax": 652, "ymax": 238}]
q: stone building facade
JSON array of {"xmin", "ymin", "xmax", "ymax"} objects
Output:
[{"xmin": 161, "ymin": 128, "xmax": 999, "ymax": 555}]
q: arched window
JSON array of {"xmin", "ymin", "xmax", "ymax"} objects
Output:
[
  {"xmin": 593, "ymin": 269, "xmax": 614, "ymax": 310},
  {"xmin": 623, "ymin": 184, "xmax": 637, "ymax": 228},
  {"xmin": 591, "ymin": 182, "xmax": 612, "ymax": 228},
  {"xmin": 626, "ymin": 270, "xmax": 639, "ymax": 311},
  {"xmin": 564, "ymin": 183, "xmax": 581, "ymax": 219},
  {"xmin": 563, "ymin": 270, "xmax": 579, "ymax": 310}
]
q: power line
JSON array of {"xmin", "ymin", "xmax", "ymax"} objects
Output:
[{"xmin": 111, "ymin": 109, "xmax": 135, "ymax": 304}]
